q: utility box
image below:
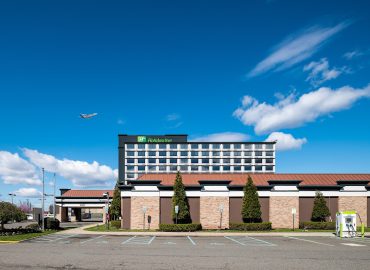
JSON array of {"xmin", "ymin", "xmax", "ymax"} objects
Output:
[{"xmin": 336, "ymin": 211, "xmax": 357, "ymax": 238}]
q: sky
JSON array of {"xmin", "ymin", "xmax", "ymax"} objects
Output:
[{"xmin": 0, "ymin": 0, "xmax": 369, "ymax": 207}]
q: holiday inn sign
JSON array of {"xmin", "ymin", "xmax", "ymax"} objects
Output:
[{"xmin": 137, "ymin": 136, "xmax": 173, "ymax": 143}]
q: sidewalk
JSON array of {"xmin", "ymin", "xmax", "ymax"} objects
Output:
[{"xmin": 56, "ymin": 223, "xmax": 344, "ymax": 237}]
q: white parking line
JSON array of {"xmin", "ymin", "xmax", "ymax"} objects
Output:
[
  {"xmin": 285, "ymin": 236, "xmax": 334, "ymax": 247},
  {"xmin": 247, "ymin": 236, "xmax": 276, "ymax": 246},
  {"xmin": 187, "ymin": 236, "xmax": 196, "ymax": 246},
  {"xmin": 148, "ymin": 236, "xmax": 156, "ymax": 244},
  {"xmin": 121, "ymin": 236, "xmax": 137, "ymax": 245},
  {"xmin": 224, "ymin": 236, "xmax": 246, "ymax": 246},
  {"xmin": 341, "ymin": 243, "xmax": 366, "ymax": 247},
  {"xmin": 122, "ymin": 236, "xmax": 156, "ymax": 245},
  {"xmin": 80, "ymin": 235, "xmax": 105, "ymax": 244}
]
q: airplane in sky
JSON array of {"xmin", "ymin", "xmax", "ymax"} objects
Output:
[{"xmin": 80, "ymin": 113, "xmax": 98, "ymax": 119}]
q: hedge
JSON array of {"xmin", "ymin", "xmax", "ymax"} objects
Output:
[
  {"xmin": 159, "ymin": 223, "xmax": 202, "ymax": 232},
  {"xmin": 229, "ymin": 222, "xmax": 272, "ymax": 231},
  {"xmin": 110, "ymin": 220, "xmax": 121, "ymax": 229},
  {"xmin": 299, "ymin": 221, "xmax": 335, "ymax": 230},
  {"xmin": 43, "ymin": 217, "xmax": 60, "ymax": 230},
  {"xmin": 0, "ymin": 225, "xmax": 41, "ymax": 236}
]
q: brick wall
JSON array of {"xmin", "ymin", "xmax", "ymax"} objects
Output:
[
  {"xmin": 200, "ymin": 196, "xmax": 229, "ymax": 229},
  {"xmin": 269, "ymin": 196, "xmax": 299, "ymax": 229},
  {"xmin": 338, "ymin": 196, "xmax": 367, "ymax": 226},
  {"xmin": 130, "ymin": 196, "xmax": 160, "ymax": 230}
]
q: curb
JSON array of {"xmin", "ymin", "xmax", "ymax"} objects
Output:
[{"xmin": 0, "ymin": 240, "xmax": 19, "ymax": 244}]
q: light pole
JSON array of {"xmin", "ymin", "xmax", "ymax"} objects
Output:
[
  {"xmin": 8, "ymin": 193, "xmax": 16, "ymax": 205},
  {"xmin": 219, "ymin": 204, "xmax": 224, "ymax": 230},
  {"xmin": 42, "ymin": 168, "xmax": 45, "ymax": 231},
  {"xmin": 142, "ymin": 206, "xmax": 147, "ymax": 230},
  {"xmin": 53, "ymin": 173, "xmax": 56, "ymax": 219},
  {"xmin": 103, "ymin": 192, "xmax": 109, "ymax": 229}
]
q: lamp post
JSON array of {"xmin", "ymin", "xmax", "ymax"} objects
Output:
[
  {"xmin": 103, "ymin": 192, "xmax": 110, "ymax": 229},
  {"xmin": 42, "ymin": 168, "xmax": 45, "ymax": 231},
  {"xmin": 142, "ymin": 206, "xmax": 147, "ymax": 230},
  {"xmin": 8, "ymin": 193, "xmax": 16, "ymax": 205},
  {"xmin": 53, "ymin": 173, "xmax": 56, "ymax": 219},
  {"xmin": 219, "ymin": 204, "xmax": 224, "ymax": 230}
]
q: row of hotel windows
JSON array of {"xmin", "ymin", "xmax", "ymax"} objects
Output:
[
  {"xmin": 125, "ymin": 143, "xmax": 274, "ymax": 151},
  {"xmin": 125, "ymin": 158, "xmax": 274, "ymax": 165},
  {"xmin": 125, "ymin": 151, "xmax": 274, "ymax": 157},
  {"xmin": 125, "ymin": 165, "xmax": 274, "ymax": 178}
]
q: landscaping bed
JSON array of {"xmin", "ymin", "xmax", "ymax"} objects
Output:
[
  {"xmin": 229, "ymin": 222, "xmax": 272, "ymax": 231},
  {"xmin": 159, "ymin": 223, "xmax": 202, "ymax": 232}
]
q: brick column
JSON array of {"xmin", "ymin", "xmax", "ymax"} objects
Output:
[
  {"xmin": 200, "ymin": 196, "xmax": 229, "ymax": 229},
  {"xmin": 338, "ymin": 196, "xmax": 367, "ymax": 226},
  {"xmin": 269, "ymin": 196, "xmax": 299, "ymax": 229},
  {"xmin": 130, "ymin": 196, "xmax": 160, "ymax": 230}
]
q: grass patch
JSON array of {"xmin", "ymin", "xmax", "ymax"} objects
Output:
[
  {"xmin": 0, "ymin": 230, "xmax": 57, "ymax": 242},
  {"xmin": 85, "ymin": 224, "xmax": 157, "ymax": 232}
]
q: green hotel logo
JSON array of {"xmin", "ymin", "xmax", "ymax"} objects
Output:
[{"xmin": 137, "ymin": 136, "xmax": 147, "ymax": 143}]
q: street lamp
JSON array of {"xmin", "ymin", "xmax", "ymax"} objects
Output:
[
  {"xmin": 142, "ymin": 206, "xmax": 147, "ymax": 230},
  {"xmin": 103, "ymin": 192, "xmax": 110, "ymax": 229},
  {"xmin": 8, "ymin": 193, "xmax": 16, "ymax": 204},
  {"xmin": 219, "ymin": 204, "xmax": 224, "ymax": 230},
  {"xmin": 41, "ymin": 168, "xmax": 45, "ymax": 231}
]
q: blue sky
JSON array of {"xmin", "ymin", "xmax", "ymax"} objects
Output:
[{"xmin": 0, "ymin": 0, "xmax": 369, "ymax": 207}]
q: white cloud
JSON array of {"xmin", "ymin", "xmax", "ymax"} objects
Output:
[
  {"xmin": 248, "ymin": 21, "xmax": 350, "ymax": 77},
  {"xmin": 265, "ymin": 132, "xmax": 307, "ymax": 151},
  {"xmin": 304, "ymin": 58, "xmax": 347, "ymax": 87},
  {"xmin": 234, "ymin": 84, "xmax": 370, "ymax": 134},
  {"xmin": 190, "ymin": 132, "xmax": 250, "ymax": 142},
  {"xmin": 23, "ymin": 149, "xmax": 117, "ymax": 187},
  {"xmin": 14, "ymin": 188, "xmax": 42, "ymax": 198},
  {"xmin": 0, "ymin": 151, "xmax": 41, "ymax": 185},
  {"xmin": 343, "ymin": 50, "xmax": 363, "ymax": 60},
  {"xmin": 165, "ymin": 113, "xmax": 183, "ymax": 129},
  {"xmin": 166, "ymin": 113, "xmax": 180, "ymax": 121}
]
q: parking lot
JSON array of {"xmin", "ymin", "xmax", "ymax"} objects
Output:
[{"xmin": 1, "ymin": 234, "xmax": 370, "ymax": 269}]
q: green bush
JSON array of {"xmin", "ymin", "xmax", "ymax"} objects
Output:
[
  {"xmin": 159, "ymin": 223, "xmax": 202, "ymax": 232},
  {"xmin": 25, "ymin": 223, "xmax": 41, "ymax": 232},
  {"xmin": 43, "ymin": 217, "xmax": 60, "ymax": 230},
  {"xmin": 229, "ymin": 222, "xmax": 272, "ymax": 231},
  {"xmin": 110, "ymin": 220, "xmax": 121, "ymax": 229},
  {"xmin": 299, "ymin": 221, "xmax": 335, "ymax": 230}
]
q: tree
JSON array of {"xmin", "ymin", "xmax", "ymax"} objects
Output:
[
  {"xmin": 109, "ymin": 183, "xmax": 121, "ymax": 220},
  {"xmin": 311, "ymin": 191, "xmax": 330, "ymax": 222},
  {"xmin": 0, "ymin": 202, "xmax": 26, "ymax": 230},
  {"xmin": 241, "ymin": 175, "xmax": 262, "ymax": 223},
  {"xmin": 172, "ymin": 171, "xmax": 191, "ymax": 224}
]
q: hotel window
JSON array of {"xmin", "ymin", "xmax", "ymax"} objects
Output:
[
  {"xmin": 213, "ymin": 144, "xmax": 220, "ymax": 150},
  {"xmin": 191, "ymin": 151, "xmax": 199, "ymax": 157},
  {"xmin": 159, "ymin": 151, "xmax": 166, "ymax": 157},
  {"xmin": 234, "ymin": 166, "xmax": 241, "ymax": 171},
  {"xmin": 148, "ymin": 158, "xmax": 156, "ymax": 164},
  {"xmin": 266, "ymin": 159, "xmax": 273, "ymax": 164},
  {"xmin": 244, "ymin": 144, "xmax": 252, "ymax": 150},
  {"xmin": 170, "ymin": 151, "xmax": 178, "ymax": 157},
  {"xmin": 127, "ymin": 159, "xmax": 135, "ymax": 164},
  {"xmin": 138, "ymin": 166, "xmax": 145, "ymax": 171},
  {"xmin": 180, "ymin": 158, "xmax": 188, "ymax": 164},
  {"xmin": 213, "ymin": 166, "xmax": 220, "ymax": 171},
  {"xmin": 191, "ymin": 158, "xmax": 199, "ymax": 164},
  {"xmin": 202, "ymin": 166, "xmax": 209, "ymax": 172},
  {"xmin": 158, "ymin": 144, "xmax": 166, "ymax": 150},
  {"xmin": 234, "ymin": 158, "xmax": 242, "ymax": 164},
  {"xmin": 148, "ymin": 144, "xmax": 156, "ymax": 150},
  {"xmin": 126, "ymin": 144, "xmax": 135, "ymax": 150},
  {"xmin": 255, "ymin": 144, "xmax": 263, "ymax": 150},
  {"xmin": 170, "ymin": 144, "xmax": 178, "ymax": 150},
  {"xmin": 148, "ymin": 165, "xmax": 156, "ymax": 171},
  {"xmin": 244, "ymin": 151, "xmax": 252, "ymax": 156},
  {"xmin": 138, "ymin": 151, "xmax": 145, "ymax": 157},
  {"xmin": 191, "ymin": 166, "xmax": 199, "ymax": 171},
  {"xmin": 266, "ymin": 151, "xmax": 274, "ymax": 157},
  {"xmin": 213, "ymin": 151, "xmax": 221, "ymax": 157},
  {"xmin": 212, "ymin": 158, "xmax": 220, "ymax": 164},
  {"xmin": 180, "ymin": 144, "xmax": 188, "ymax": 150},
  {"xmin": 266, "ymin": 166, "xmax": 274, "ymax": 171},
  {"xmin": 159, "ymin": 158, "xmax": 166, "ymax": 164},
  {"xmin": 255, "ymin": 158, "xmax": 263, "ymax": 164},
  {"xmin": 234, "ymin": 151, "xmax": 241, "ymax": 157},
  {"xmin": 201, "ymin": 151, "xmax": 209, "ymax": 157},
  {"xmin": 223, "ymin": 151, "xmax": 231, "ymax": 157},
  {"xmin": 127, "ymin": 173, "xmax": 135, "ymax": 179},
  {"xmin": 255, "ymin": 166, "xmax": 263, "ymax": 171},
  {"xmin": 170, "ymin": 158, "xmax": 177, "ymax": 164},
  {"xmin": 191, "ymin": 144, "xmax": 199, "ymax": 150},
  {"xmin": 158, "ymin": 165, "xmax": 166, "ymax": 171},
  {"xmin": 180, "ymin": 151, "xmax": 187, "ymax": 157},
  {"xmin": 223, "ymin": 144, "xmax": 231, "ymax": 150},
  {"xmin": 138, "ymin": 158, "xmax": 145, "ymax": 164},
  {"xmin": 170, "ymin": 166, "xmax": 178, "ymax": 171},
  {"xmin": 127, "ymin": 151, "xmax": 135, "ymax": 157},
  {"xmin": 138, "ymin": 144, "xmax": 145, "ymax": 150},
  {"xmin": 255, "ymin": 151, "xmax": 263, "ymax": 157},
  {"xmin": 180, "ymin": 165, "xmax": 188, "ymax": 171},
  {"xmin": 244, "ymin": 166, "xmax": 252, "ymax": 171},
  {"xmin": 202, "ymin": 158, "xmax": 209, "ymax": 164},
  {"xmin": 148, "ymin": 151, "xmax": 156, "ymax": 157},
  {"xmin": 127, "ymin": 166, "xmax": 135, "ymax": 171},
  {"xmin": 223, "ymin": 166, "xmax": 230, "ymax": 171},
  {"xmin": 234, "ymin": 144, "xmax": 242, "ymax": 150},
  {"xmin": 223, "ymin": 159, "xmax": 231, "ymax": 164},
  {"xmin": 201, "ymin": 144, "xmax": 209, "ymax": 149},
  {"xmin": 245, "ymin": 158, "xmax": 252, "ymax": 164},
  {"xmin": 266, "ymin": 144, "xmax": 273, "ymax": 150}
]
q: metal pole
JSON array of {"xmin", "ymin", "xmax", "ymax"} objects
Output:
[
  {"xmin": 292, "ymin": 213, "xmax": 295, "ymax": 231},
  {"xmin": 42, "ymin": 168, "xmax": 45, "ymax": 231},
  {"xmin": 143, "ymin": 213, "xmax": 145, "ymax": 230},
  {"xmin": 53, "ymin": 173, "xmax": 56, "ymax": 219}
]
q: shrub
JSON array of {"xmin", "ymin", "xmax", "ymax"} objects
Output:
[
  {"xmin": 25, "ymin": 223, "xmax": 41, "ymax": 232},
  {"xmin": 242, "ymin": 175, "xmax": 262, "ymax": 223},
  {"xmin": 311, "ymin": 191, "xmax": 330, "ymax": 222},
  {"xmin": 43, "ymin": 217, "xmax": 60, "ymax": 230},
  {"xmin": 110, "ymin": 184, "xmax": 121, "ymax": 220},
  {"xmin": 159, "ymin": 223, "xmax": 202, "ymax": 232},
  {"xmin": 172, "ymin": 172, "xmax": 191, "ymax": 224},
  {"xmin": 229, "ymin": 222, "xmax": 272, "ymax": 231},
  {"xmin": 110, "ymin": 220, "xmax": 121, "ymax": 229},
  {"xmin": 299, "ymin": 221, "xmax": 335, "ymax": 230}
]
